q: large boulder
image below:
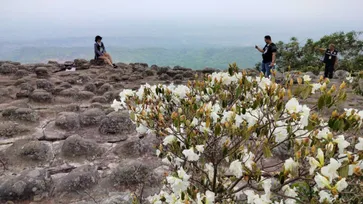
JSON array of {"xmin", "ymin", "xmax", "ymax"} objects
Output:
[
  {"xmin": 80, "ymin": 108, "xmax": 106, "ymax": 126},
  {"xmin": 99, "ymin": 111, "xmax": 135, "ymax": 135},
  {"xmin": 98, "ymin": 83, "xmax": 113, "ymax": 94},
  {"xmin": 91, "ymin": 96, "xmax": 107, "ymax": 103},
  {"xmin": 55, "ymin": 112, "xmax": 80, "ymax": 130},
  {"xmin": 2, "ymin": 107, "xmax": 39, "ymax": 122},
  {"xmin": 90, "ymin": 59, "xmax": 107, "ymax": 66},
  {"xmin": 111, "ymin": 160, "xmax": 151, "ymax": 185},
  {"xmin": 36, "ymin": 79, "xmax": 54, "ymax": 93},
  {"xmin": 53, "ymin": 165, "xmax": 99, "ymax": 193},
  {"xmin": 61, "ymin": 135, "xmax": 104, "ymax": 158},
  {"xmin": 0, "ymin": 168, "xmax": 52, "ymax": 200},
  {"xmin": 14, "ymin": 70, "xmax": 29, "ymax": 79},
  {"xmin": 35, "ymin": 67, "xmax": 49, "ymax": 78},
  {"xmin": 84, "ymin": 83, "xmax": 97, "ymax": 93},
  {"xmin": 76, "ymin": 91, "xmax": 95, "ymax": 100},
  {"xmin": 30, "ymin": 89, "xmax": 53, "ymax": 103},
  {"xmin": 0, "ymin": 121, "xmax": 29, "ymax": 137},
  {"xmin": 74, "ymin": 59, "xmax": 89, "ymax": 67},
  {"xmin": 0, "ymin": 63, "xmax": 18, "ymax": 74},
  {"xmin": 16, "ymin": 140, "xmax": 51, "ymax": 161},
  {"xmin": 334, "ymin": 70, "xmax": 350, "ymax": 80},
  {"xmin": 58, "ymin": 87, "xmax": 79, "ymax": 97}
]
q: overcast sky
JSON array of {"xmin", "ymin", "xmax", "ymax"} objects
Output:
[{"xmin": 1, "ymin": 0, "xmax": 363, "ymax": 42}]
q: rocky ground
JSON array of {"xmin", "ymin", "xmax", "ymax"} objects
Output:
[{"xmin": 0, "ymin": 59, "xmax": 362, "ymax": 204}]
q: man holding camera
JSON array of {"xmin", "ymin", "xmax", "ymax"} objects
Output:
[{"xmin": 255, "ymin": 35, "xmax": 277, "ymax": 78}]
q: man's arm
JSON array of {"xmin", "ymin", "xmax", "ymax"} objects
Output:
[
  {"xmin": 255, "ymin": 46, "xmax": 264, "ymax": 53},
  {"xmin": 316, "ymin": 47, "xmax": 326, "ymax": 53},
  {"xmin": 272, "ymin": 52, "xmax": 276, "ymax": 64}
]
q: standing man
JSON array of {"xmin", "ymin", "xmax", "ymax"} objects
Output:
[
  {"xmin": 316, "ymin": 44, "xmax": 338, "ymax": 79},
  {"xmin": 255, "ymin": 35, "xmax": 277, "ymax": 78}
]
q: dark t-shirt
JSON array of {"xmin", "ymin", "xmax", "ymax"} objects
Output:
[
  {"xmin": 262, "ymin": 43, "xmax": 277, "ymax": 63},
  {"xmin": 323, "ymin": 49, "xmax": 338, "ymax": 66}
]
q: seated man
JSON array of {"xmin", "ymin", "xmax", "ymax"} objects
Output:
[{"xmin": 94, "ymin": 35, "xmax": 117, "ymax": 68}]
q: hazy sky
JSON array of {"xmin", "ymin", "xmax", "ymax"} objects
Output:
[{"xmin": 1, "ymin": 0, "xmax": 363, "ymax": 42}]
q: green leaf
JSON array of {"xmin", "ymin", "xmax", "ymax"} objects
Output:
[
  {"xmin": 338, "ymin": 165, "xmax": 349, "ymax": 177},
  {"xmin": 215, "ymin": 123, "xmax": 221, "ymax": 136},
  {"xmin": 325, "ymin": 95, "xmax": 333, "ymax": 107},
  {"xmin": 263, "ymin": 146, "xmax": 272, "ymax": 158},
  {"xmin": 318, "ymin": 95, "xmax": 325, "ymax": 110},
  {"xmin": 236, "ymin": 86, "xmax": 242, "ymax": 98},
  {"xmin": 130, "ymin": 112, "xmax": 136, "ymax": 121}
]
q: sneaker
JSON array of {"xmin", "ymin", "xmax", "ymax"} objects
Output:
[{"xmin": 112, "ymin": 64, "xmax": 118, "ymax": 68}]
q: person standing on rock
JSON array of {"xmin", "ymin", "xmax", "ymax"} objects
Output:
[
  {"xmin": 255, "ymin": 35, "xmax": 277, "ymax": 78},
  {"xmin": 94, "ymin": 35, "xmax": 117, "ymax": 68},
  {"xmin": 316, "ymin": 44, "xmax": 338, "ymax": 79}
]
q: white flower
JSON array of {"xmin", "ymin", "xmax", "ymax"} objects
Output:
[
  {"xmin": 182, "ymin": 148, "xmax": 200, "ymax": 161},
  {"xmin": 242, "ymin": 151, "xmax": 255, "ymax": 170},
  {"xmin": 317, "ymin": 148, "xmax": 325, "ymax": 164},
  {"xmin": 163, "ymin": 135, "xmax": 177, "ymax": 145},
  {"xmin": 308, "ymin": 157, "xmax": 320, "ymax": 175},
  {"xmin": 191, "ymin": 117, "xmax": 199, "ymax": 126},
  {"xmin": 319, "ymin": 190, "xmax": 334, "ymax": 203},
  {"xmin": 136, "ymin": 124, "xmax": 148, "ymax": 134},
  {"xmin": 196, "ymin": 145, "xmax": 205, "ymax": 153},
  {"xmin": 355, "ymin": 138, "xmax": 363, "ymax": 151},
  {"xmin": 314, "ymin": 173, "xmax": 331, "ymax": 188},
  {"xmin": 258, "ymin": 77, "xmax": 271, "ymax": 89},
  {"xmin": 284, "ymin": 158, "xmax": 298, "ymax": 172},
  {"xmin": 303, "ymin": 75, "xmax": 311, "ymax": 82},
  {"xmin": 285, "ymin": 98, "xmax": 302, "ymax": 114},
  {"xmin": 345, "ymin": 108, "xmax": 358, "ymax": 117},
  {"xmin": 274, "ymin": 122, "xmax": 288, "ymax": 143},
  {"xmin": 205, "ymin": 191, "xmax": 215, "ymax": 204},
  {"xmin": 221, "ymin": 111, "xmax": 234, "ymax": 124},
  {"xmin": 282, "ymin": 185, "xmax": 298, "ymax": 204},
  {"xmin": 333, "ymin": 135, "xmax": 350, "ymax": 154},
  {"xmin": 174, "ymin": 85, "xmax": 190, "ymax": 99},
  {"xmin": 262, "ymin": 179, "xmax": 272, "ymax": 196},
  {"xmin": 316, "ymin": 127, "xmax": 331, "ymax": 140},
  {"xmin": 229, "ymin": 160, "xmax": 243, "ymax": 178},
  {"xmin": 300, "ymin": 105, "xmax": 310, "ymax": 127},
  {"xmin": 199, "ymin": 122, "xmax": 210, "ymax": 133},
  {"xmin": 205, "ymin": 163, "xmax": 214, "ymax": 181},
  {"xmin": 321, "ymin": 158, "xmax": 341, "ymax": 182},
  {"xmin": 156, "ymin": 149, "xmax": 161, "ymax": 157},
  {"xmin": 177, "ymin": 167, "xmax": 191, "ymax": 181},
  {"xmin": 244, "ymin": 190, "xmax": 259, "ymax": 204},
  {"xmin": 335, "ymin": 178, "xmax": 348, "ymax": 192},
  {"xmin": 166, "ymin": 176, "xmax": 189, "ymax": 192},
  {"xmin": 161, "ymin": 157, "xmax": 171, "ymax": 165},
  {"xmin": 311, "ymin": 83, "xmax": 321, "ymax": 94},
  {"xmin": 235, "ymin": 114, "xmax": 244, "ymax": 127},
  {"xmin": 111, "ymin": 99, "xmax": 124, "ymax": 111}
]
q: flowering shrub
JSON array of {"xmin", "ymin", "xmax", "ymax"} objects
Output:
[{"xmin": 112, "ymin": 63, "xmax": 363, "ymax": 203}]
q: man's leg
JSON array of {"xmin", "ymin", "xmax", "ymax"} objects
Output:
[
  {"xmin": 328, "ymin": 65, "xmax": 334, "ymax": 79},
  {"xmin": 261, "ymin": 62, "xmax": 266, "ymax": 76},
  {"xmin": 99, "ymin": 56, "xmax": 113, "ymax": 66},
  {"xmin": 324, "ymin": 64, "xmax": 329, "ymax": 78},
  {"xmin": 265, "ymin": 63, "xmax": 272, "ymax": 78}
]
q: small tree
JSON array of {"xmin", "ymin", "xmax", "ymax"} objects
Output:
[{"xmin": 113, "ymin": 63, "xmax": 363, "ymax": 203}]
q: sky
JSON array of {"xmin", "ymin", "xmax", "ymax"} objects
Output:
[{"xmin": 1, "ymin": 0, "xmax": 363, "ymax": 44}]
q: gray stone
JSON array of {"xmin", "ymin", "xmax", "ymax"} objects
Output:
[
  {"xmin": 30, "ymin": 89, "xmax": 53, "ymax": 103},
  {"xmin": 0, "ymin": 168, "xmax": 51, "ymax": 200},
  {"xmin": 99, "ymin": 112, "xmax": 135, "ymax": 135},
  {"xmin": 0, "ymin": 63, "xmax": 18, "ymax": 74},
  {"xmin": 84, "ymin": 83, "xmax": 97, "ymax": 93},
  {"xmin": 59, "ymin": 82, "xmax": 72, "ymax": 89},
  {"xmin": 36, "ymin": 79, "xmax": 54, "ymax": 93},
  {"xmin": 62, "ymin": 135, "xmax": 104, "ymax": 158},
  {"xmin": 2, "ymin": 107, "xmax": 39, "ymax": 122},
  {"xmin": 158, "ymin": 73, "xmax": 171, "ymax": 80},
  {"xmin": 35, "ymin": 67, "xmax": 49, "ymax": 78},
  {"xmin": 100, "ymin": 192, "xmax": 133, "ymax": 204},
  {"xmin": 14, "ymin": 70, "xmax": 29, "ymax": 78},
  {"xmin": 80, "ymin": 108, "xmax": 106, "ymax": 126},
  {"xmin": 91, "ymin": 96, "xmax": 107, "ymax": 103},
  {"xmin": 98, "ymin": 83, "xmax": 112, "ymax": 94},
  {"xmin": 59, "ymin": 88, "xmax": 79, "ymax": 97},
  {"xmin": 53, "ymin": 165, "xmax": 99, "ymax": 193},
  {"xmin": 17, "ymin": 140, "xmax": 51, "ymax": 161},
  {"xmin": 74, "ymin": 59, "xmax": 88, "ymax": 67},
  {"xmin": 0, "ymin": 121, "xmax": 29, "ymax": 137},
  {"xmin": 334, "ymin": 70, "xmax": 350, "ymax": 80},
  {"xmin": 55, "ymin": 112, "xmax": 80, "ymax": 130},
  {"xmin": 173, "ymin": 74, "xmax": 184, "ymax": 80},
  {"xmin": 111, "ymin": 160, "xmax": 150, "ymax": 185},
  {"xmin": 76, "ymin": 91, "xmax": 95, "ymax": 100}
]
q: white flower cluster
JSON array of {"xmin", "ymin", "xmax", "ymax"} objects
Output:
[{"xmin": 112, "ymin": 71, "xmax": 363, "ymax": 204}]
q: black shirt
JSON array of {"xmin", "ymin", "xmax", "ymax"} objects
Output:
[
  {"xmin": 262, "ymin": 43, "xmax": 277, "ymax": 63},
  {"xmin": 323, "ymin": 49, "xmax": 338, "ymax": 65}
]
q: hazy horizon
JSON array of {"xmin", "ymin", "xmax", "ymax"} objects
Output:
[{"xmin": 1, "ymin": 0, "xmax": 362, "ymax": 68}]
